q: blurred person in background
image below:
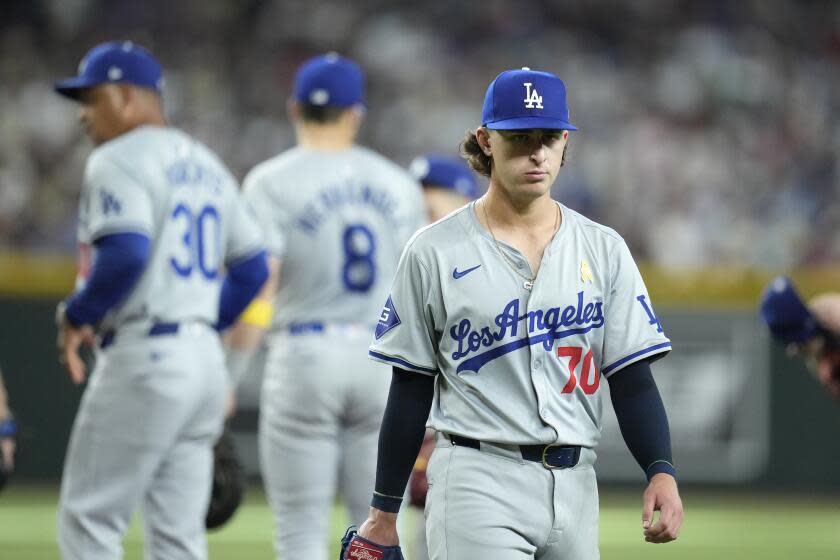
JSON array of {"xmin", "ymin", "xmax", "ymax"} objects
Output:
[
  {"xmin": 52, "ymin": 41, "xmax": 267, "ymax": 560},
  {"xmin": 0, "ymin": 367, "xmax": 17, "ymax": 482},
  {"xmin": 761, "ymin": 278, "xmax": 840, "ymax": 399},
  {"xmin": 224, "ymin": 52, "xmax": 426, "ymax": 560},
  {"xmin": 409, "ymin": 153, "xmax": 480, "ymax": 223}
]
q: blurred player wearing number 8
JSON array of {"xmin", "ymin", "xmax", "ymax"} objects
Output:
[
  {"xmin": 346, "ymin": 67, "xmax": 684, "ymax": 559},
  {"xmin": 225, "ymin": 53, "xmax": 426, "ymax": 559}
]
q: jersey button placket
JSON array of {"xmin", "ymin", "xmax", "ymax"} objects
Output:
[{"xmin": 527, "ymin": 290, "xmax": 550, "ymax": 421}]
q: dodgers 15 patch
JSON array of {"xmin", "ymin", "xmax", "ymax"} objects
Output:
[{"xmin": 375, "ymin": 295, "xmax": 401, "ymax": 340}]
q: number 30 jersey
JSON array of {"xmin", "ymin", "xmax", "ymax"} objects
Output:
[
  {"xmin": 242, "ymin": 146, "xmax": 426, "ymax": 331},
  {"xmin": 75, "ymin": 126, "xmax": 264, "ymax": 331},
  {"xmin": 369, "ymin": 202, "xmax": 671, "ymax": 448}
]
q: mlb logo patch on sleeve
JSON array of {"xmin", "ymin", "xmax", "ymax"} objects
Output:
[{"xmin": 375, "ymin": 295, "xmax": 401, "ymax": 340}]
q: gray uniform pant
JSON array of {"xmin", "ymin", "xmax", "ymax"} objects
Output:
[
  {"xmin": 57, "ymin": 322, "xmax": 226, "ymax": 560},
  {"xmin": 425, "ymin": 438, "xmax": 600, "ymax": 560},
  {"xmin": 260, "ymin": 326, "xmax": 391, "ymax": 560}
]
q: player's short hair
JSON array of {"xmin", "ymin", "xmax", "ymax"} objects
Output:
[
  {"xmin": 460, "ymin": 128, "xmax": 569, "ymax": 178},
  {"xmin": 298, "ymin": 103, "xmax": 347, "ymax": 124}
]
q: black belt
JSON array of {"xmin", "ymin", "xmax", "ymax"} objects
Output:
[
  {"xmin": 448, "ymin": 434, "xmax": 581, "ymax": 469},
  {"xmin": 100, "ymin": 322, "xmax": 180, "ymax": 349}
]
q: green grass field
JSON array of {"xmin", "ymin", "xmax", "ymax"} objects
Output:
[{"xmin": 2, "ymin": 485, "xmax": 839, "ymax": 559}]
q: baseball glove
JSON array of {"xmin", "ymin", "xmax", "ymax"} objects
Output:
[
  {"xmin": 408, "ymin": 433, "xmax": 435, "ymax": 508},
  {"xmin": 339, "ymin": 527, "xmax": 404, "ymax": 560},
  {"xmin": 205, "ymin": 425, "xmax": 245, "ymax": 530}
]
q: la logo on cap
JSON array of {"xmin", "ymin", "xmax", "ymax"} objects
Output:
[{"xmin": 523, "ymin": 83, "xmax": 543, "ymax": 109}]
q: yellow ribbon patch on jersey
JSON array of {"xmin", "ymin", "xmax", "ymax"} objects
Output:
[{"xmin": 581, "ymin": 259, "xmax": 594, "ymax": 283}]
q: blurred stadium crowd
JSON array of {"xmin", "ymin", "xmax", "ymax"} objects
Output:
[{"xmin": 0, "ymin": 0, "xmax": 837, "ymax": 268}]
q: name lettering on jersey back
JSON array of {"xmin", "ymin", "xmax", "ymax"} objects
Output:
[
  {"xmin": 296, "ymin": 181, "xmax": 400, "ymax": 235},
  {"xmin": 450, "ymin": 291, "xmax": 604, "ymax": 373},
  {"xmin": 166, "ymin": 161, "xmax": 223, "ymax": 193}
]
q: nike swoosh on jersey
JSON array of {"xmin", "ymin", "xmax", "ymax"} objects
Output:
[{"xmin": 452, "ymin": 265, "xmax": 482, "ymax": 279}]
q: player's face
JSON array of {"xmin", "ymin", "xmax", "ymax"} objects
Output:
[
  {"xmin": 485, "ymin": 129, "xmax": 568, "ymax": 202},
  {"xmin": 77, "ymin": 85, "xmax": 129, "ymax": 145},
  {"xmin": 423, "ymin": 186, "xmax": 470, "ymax": 222}
]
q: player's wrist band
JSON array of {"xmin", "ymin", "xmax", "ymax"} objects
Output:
[
  {"xmin": 371, "ymin": 491, "xmax": 403, "ymax": 513},
  {"xmin": 239, "ymin": 299, "xmax": 273, "ymax": 328},
  {"xmin": 0, "ymin": 419, "xmax": 17, "ymax": 437},
  {"xmin": 645, "ymin": 460, "xmax": 677, "ymax": 481}
]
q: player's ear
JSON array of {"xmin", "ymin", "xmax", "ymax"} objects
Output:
[
  {"xmin": 116, "ymin": 84, "xmax": 134, "ymax": 110},
  {"xmin": 475, "ymin": 127, "xmax": 492, "ymax": 155},
  {"xmin": 344, "ymin": 105, "xmax": 364, "ymax": 131}
]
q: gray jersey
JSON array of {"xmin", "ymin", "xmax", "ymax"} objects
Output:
[
  {"xmin": 369, "ymin": 201, "xmax": 670, "ymax": 448},
  {"xmin": 75, "ymin": 126, "xmax": 263, "ymax": 331},
  {"xmin": 242, "ymin": 146, "xmax": 426, "ymax": 330}
]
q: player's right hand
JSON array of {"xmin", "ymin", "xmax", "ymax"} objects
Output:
[
  {"xmin": 356, "ymin": 507, "xmax": 400, "ymax": 547},
  {"xmin": 57, "ymin": 321, "xmax": 95, "ymax": 385},
  {"xmin": 341, "ymin": 521, "xmax": 404, "ymax": 560}
]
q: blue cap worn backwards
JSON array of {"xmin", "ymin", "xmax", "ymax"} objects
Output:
[
  {"xmin": 293, "ymin": 52, "xmax": 365, "ymax": 108},
  {"xmin": 409, "ymin": 155, "xmax": 479, "ymax": 199},
  {"xmin": 482, "ymin": 67, "xmax": 577, "ymax": 131},
  {"xmin": 55, "ymin": 41, "xmax": 163, "ymax": 100}
]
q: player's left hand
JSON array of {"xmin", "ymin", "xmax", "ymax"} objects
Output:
[
  {"xmin": 56, "ymin": 320, "xmax": 95, "ymax": 385},
  {"xmin": 641, "ymin": 473, "xmax": 683, "ymax": 544}
]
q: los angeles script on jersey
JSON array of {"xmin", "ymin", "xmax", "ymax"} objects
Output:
[{"xmin": 451, "ymin": 291, "xmax": 604, "ymax": 374}]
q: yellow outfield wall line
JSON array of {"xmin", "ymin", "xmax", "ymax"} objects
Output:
[
  {"xmin": 639, "ymin": 265, "xmax": 840, "ymax": 308},
  {"xmin": 0, "ymin": 253, "xmax": 76, "ymax": 299},
  {"xmin": 0, "ymin": 252, "xmax": 838, "ymax": 305}
]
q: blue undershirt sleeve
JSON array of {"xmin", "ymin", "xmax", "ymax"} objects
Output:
[
  {"xmin": 370, "ymin": 366, "xmax": 435, "ymax": 513},
  {"xmin": 607, "ymin": 359, "xmax": 677, "ymax": 481},
  {"xmin": 64, "ymin": 232, "xmax": 151, "ymax": 327},
  {"xmin": 216, "ymin": 250, "xmax": 269, "ymax": 331}
]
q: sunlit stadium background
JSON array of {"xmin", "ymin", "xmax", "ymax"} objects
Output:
[{"xmin": 1, "ymin": 1, "xmax": 838, "ymax": 558}]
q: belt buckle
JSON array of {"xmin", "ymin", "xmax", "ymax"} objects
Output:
[{"xmin": 541, "ymin": 444, "xmax": 576, "ymax": 469}]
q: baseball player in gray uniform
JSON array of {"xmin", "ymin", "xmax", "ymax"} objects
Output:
[
  {"xmin": 343, "ymin": 67, "xmax": 684, "ymax": 560},
  {"xmin": 53, "ymin": 42, "xmax": 267, "ymax": 560},
  {"xmin": 224, "ymin": 53, "xmax": 426, "ymax": 559}
]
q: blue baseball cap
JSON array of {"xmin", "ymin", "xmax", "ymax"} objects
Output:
[
  {"xmin": 760, "ymin": 276, "xmax": 820, "ymax": 344},
  {"xmin": 293, "ymin": 52, "xmax": 365, "ymax": 108},
  {"xmin": 482, "ymin": 67, "xmax": 577, "ymax": 131},
  {"xmin": 55, "ymin": 41, "xmax": 163, "ymax": 100},
  {"xmin": 409, "ymin": 154, "xmax": 479, "ymax": 199}
]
